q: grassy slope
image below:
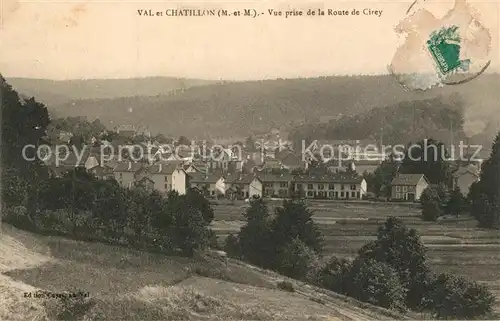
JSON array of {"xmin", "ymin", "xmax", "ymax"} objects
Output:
[
  {"xmin": 211, "ymin": 201, "xmax": 500, "ymax": 315},
  {"xmin": 0, "ymin": 223, "xmax": 401, "ymax": 321}
]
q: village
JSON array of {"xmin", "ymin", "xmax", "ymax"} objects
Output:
[{"xmin": 43, "ymin": 124, "xmax": 487, "ymax": 204}]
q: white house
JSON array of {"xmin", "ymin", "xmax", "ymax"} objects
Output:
[
  {"xmin": 224, "ymin": 173, "xmax": 260, "ymax": 199},
  {"xmin": 187, "ymin": 172, "xmax": 225, "ymax": 197},
  {"xmin": 146, "ymin": 162, "xmax": 187, "ymax": 195},
  {"xmin": 256, "ymin": 173, "xmax": 295, "ymax": 198},
  {"xmin": 391, "ymin": 174, "xmax": 429, "ymax": 202},
  {"xmin": 248, "ymin": 176, "xmax": 264, "ymax": 198},
  {"xmin": 294, "ymin": 174, "xmax": 367, "ymax": 200}
]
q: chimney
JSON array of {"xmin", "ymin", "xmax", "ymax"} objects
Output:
[
  {"xmin": 128, "ymin": 161, "xmax": 132, "ymax": 171},
  {"xmin": 158, "ymin": 163, "xmax": 162, "ymax": 173}
]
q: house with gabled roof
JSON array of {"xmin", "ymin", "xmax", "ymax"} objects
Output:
[
  {"xmin": 352, "ymin": 159, "xmax": 382, "ymax": 175},
  {"xmin": 256, "ymin": 173, "xmax": 295, "ymax": 198},
  {"xmin": 187, "ymin": 172, "xmax": 225, "ymax": 197},
  {"xmin": 453, "ymin": 164, "xmax": 480, "ymax": 196},
  {"xmin": 391, "ymin": 173, "xmax": 429, "ymax": 202},
  {"xmin": 113, "ymin": 161, "xmax": 144, "ymax": 188},
  {"xmin": 223, "ymin": 173, "xmax": 259, "ymax": 199},
  {"xmin": 146, "ymin": 161, "xmax": 187, "ymax": 195}
]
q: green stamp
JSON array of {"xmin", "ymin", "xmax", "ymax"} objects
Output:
[{"xmin": 426, "ymin": 25, "xmax": 470, "ymax": 75}]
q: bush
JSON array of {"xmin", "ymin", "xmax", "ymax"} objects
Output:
[
  {"xmin": 277, "ymin": 237, "xmax": 315, "ymax": 279},
  {"xmin": 357, "ymin": 217, "xmax": 431, "ymax": 309},
  {"xmin": 172, "ymin": 201, "xmax": 209, "ymax": 257},
  {"xmin": 421, "ymin": 186, "xmax": 444, "ymax": 221},
  {"xmin": 348, "ymin": 258, "xmax": 406, "ymax": 312},
  {"xmin": 207, "ymin": 229, "xmax": 220, "ymax": 250},
  {"xmin": 277, "ymin": 281, "xmax": 295, "ymax": 292},
  {"xmin": 422, "ymin": 273, "xmax": 496, "ymax": 319},
  {"xmin": 44, "ymin": 291, "xmax": 95, "ymax": 321},
  {"xmin": 2, "ymin": 205, "xmax": 34, "ymax": 230},
  {"xmin": 224, "ymin": 233, "xmax": 242, "ymax": 259},
  {"xmin": 307, "ymin": 256, "xmax": 352, "ymax": 294}
]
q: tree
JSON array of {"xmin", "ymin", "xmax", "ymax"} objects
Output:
[
  {"xmin": 400, "ymin": 139, "xmax": 452, "ymax": 186},
  {"xmin": 372, "ymin": 156, "xmax": 399, "ymax": 197},
  {"xmin": 168, "ymin": 191, "xmax": 209, "ymax": 256},
  {"xmin": 238, "ymin": 197, "xmax": 275, "ymax": 268},
  {"xmin": 224, "ymin": 233, "xmax": 242, "ymax": 259},
  {"xmin": 357, "ymin": 217, "xmax": 431, "ymax": 309},
  {"xmin": 277, "ymin": 237, "xmax": 315, "ymax": 279},
  {"xmin": 271, "ymin": 199, "xmax": 323, "ymax": 253},
  {"xmin": 308, "ymin": 256, "xmax": 352, "ymax": 294},
  {"xmin": 470, "ymin": 132, "xmax": 500, "ymax": 228},
  {"xmin": 423, "ymin": 272, "xmax": 495, "ymax": 319},
  {"xmin": 177, "ymin": 135, "xmax": 191, "ymax": 146},
  {"xmin": 420, "ymin": 184, "xmax": 450, "ymax": 221},
  {"xmin": 445, "ymin": 187, "xmax": 465, "ymax": 217},
  {"xmin": 1, "ymin": 76, "xmax": 50, "ymax": 215},
  {"xmin": 185, "ymin": 188, "xmax": 214, "ymax": 224},
  {"xmin": 420, "ymin": 186, "xmax": 444, "ymax": 221},
  {"xmin": 91, "ymin": 179, "xmax": 128, "ymax": 238},
  {"xmin": 348, "ymin": 258, "xmax": 406, "ymax": 311},
  {"xmin": 245, "ymin": 136, "xmax": 255, "ymax": 151}
]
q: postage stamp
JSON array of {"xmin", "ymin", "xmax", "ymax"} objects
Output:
[{"xmin": 426, "ymin": 25, "xmax": 471, "ymax": 75}]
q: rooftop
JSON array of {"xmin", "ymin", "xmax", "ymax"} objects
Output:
[
  {"xmin": 294, "ymin": 173, "xmax": 363, "ymax": 184},
  {"xmin": 113, "ymin": 161, "xmax": 144, "ymax": 173},
  {"xmin": 147, "ymin": 162, "xmax": 182, "ymax": 175},
  {"xmin": 391, "ymin": 174, "xmax": 426, "ymax": 186},
  {"xmin": 187, "ymin": 172, "xmax": 222, "ymax": 183},
  {"xmin": 453, "ymin": 164, "xmax": 480, "ymax": 178}
]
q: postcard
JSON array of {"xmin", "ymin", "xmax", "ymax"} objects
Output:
[{"xmin": 1, "ymin": 0, "xmax": 499, "ymax": 320}]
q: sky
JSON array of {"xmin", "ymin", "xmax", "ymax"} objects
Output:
[{"xmin": 1, "ymin": 0, "xmax": 499, "ymax": 80}]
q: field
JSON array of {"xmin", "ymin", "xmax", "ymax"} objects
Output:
[
  {"xmin": 0, "ymin": 222, "xmax": 405, "ymax": 321},
  {"xmin": 211, "ymin": 200, "xmax": 500, "ymax": 314}
]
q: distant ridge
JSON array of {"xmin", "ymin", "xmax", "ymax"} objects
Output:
[
  {"xmin": 6, "ymin": 74, "xmax": 500, "ymax": 141},
  {"xmin": 6, "ymin": 77, "xmax": 220, "ymax": 104}
]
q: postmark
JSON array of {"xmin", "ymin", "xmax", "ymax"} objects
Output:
[{"xmin": 390, "ymin": 0, "xmax": 492, "ymax": 90}]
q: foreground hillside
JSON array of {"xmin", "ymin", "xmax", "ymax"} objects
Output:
[
  {"xmin": 9, "ymin": 74, "xmax": 500, "ymax": 139},
  {"xmin": 0, "ymin": 223, "xmax": 405, "ymax": 321},
  {"xmin": 211, "ymin": 200, "xmax": 500, "ymax": 316}
]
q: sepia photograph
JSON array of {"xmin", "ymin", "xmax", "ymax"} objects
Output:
[{"xmin": 1, "ymin": 0, "xmax": 499, "ymax": 320}]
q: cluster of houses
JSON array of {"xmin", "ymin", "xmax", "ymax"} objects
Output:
[{"xmin": 43, "ymin": 127, "xmax": 487, "ymax": 202}]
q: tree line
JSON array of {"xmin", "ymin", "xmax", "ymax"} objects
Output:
[{"xmin": 363, "ymin": 135, "xmax": 500, "ymax": 228}]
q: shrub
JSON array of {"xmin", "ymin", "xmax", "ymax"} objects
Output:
[
  {"xmin": 45, "ymin": 291, "xmax": 95, "ymax": 321},
  {"xmin": 172, "ymin": 203, "xmax": 209, "ymax": 257},
  {"xmin": 317, "ymin": 256, "xmax": 352, "ymax": 294},
  {"xmin": 224, "ymin": 233, "xmax": 242, "ymax": 259},
  {"xmin": 277, "ymin": 237, "xmax": 315, "ymax": 279},
  {"xmin": 421, "ymin": 186, "xmax": 444, "ymax": 221},
  {"xmin": 271, "ymin": 199, "xmax": 323, "ymax": 253},
  {"xmin": 207, "ymin": 229, "xmax": 220, "ymax": 250},
  {"xmin": 238, "ymin": 198, "xmax": 275, "ymax": 268},
  {"xmin": 307, "ymin": 256, "xmax": 352, "ymax": 294},
  {"xmin": 357, "ymin": 217, "xmax": 431, "ymax": 309},
  {"xmin": 277, "ymin": 281, "xmax": 295, "ymax": 292},
  {"xmin": 348, "ymin": 258, "xmax": 406, "ymax": 312},
  {"xmin": 422, "ymin": 273, "xmax": 496, "ymax": 319},
  {"xmin": 2, "ymin": 205, "xmax": 32, "ymax": 229}
]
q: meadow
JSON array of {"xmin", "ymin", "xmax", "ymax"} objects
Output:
[
  {"xmin": 0, "ymin": 222, "xmax": 403, "ymax": 321},
  {"xmin": 211, "ymin": 200, "xmax": 500, "ymax": 314}
]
